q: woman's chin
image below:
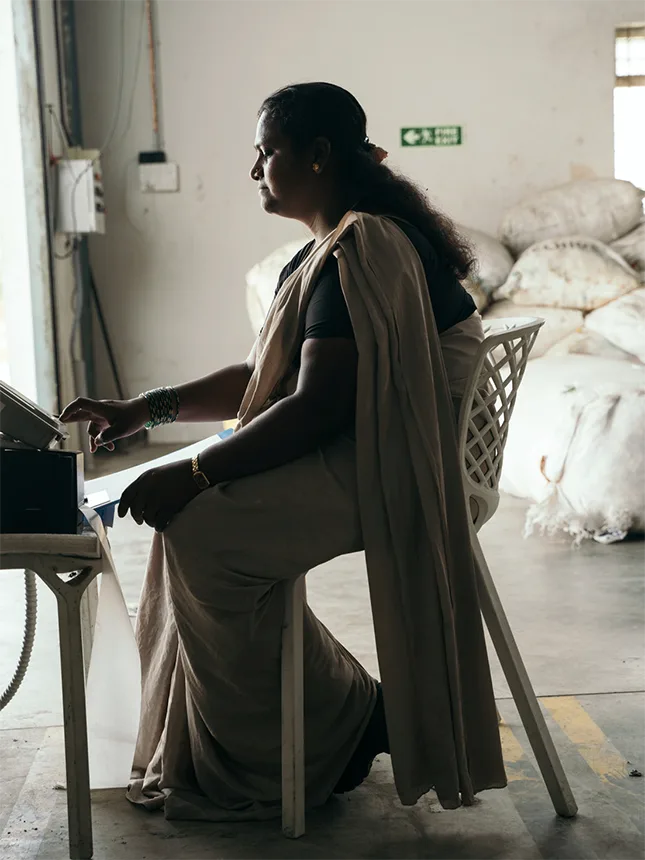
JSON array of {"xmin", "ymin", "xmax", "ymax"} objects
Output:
[{"xmin": 259, "ymin": 192, "xmax": 279, "ymax": 214}]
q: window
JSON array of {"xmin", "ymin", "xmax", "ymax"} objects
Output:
[{"xmin": 614, "ymin": 24, "xmax": 645, "ymax": 191}]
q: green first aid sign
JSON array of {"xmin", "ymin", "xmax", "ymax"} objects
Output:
[{"xmin": 401, "ymin": 126, "xmax": 462, "ymax": 147}]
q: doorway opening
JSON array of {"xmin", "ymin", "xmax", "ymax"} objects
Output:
[{"xmin": 614, "ymin": 24, "xmax": 645, "ymax": 192}]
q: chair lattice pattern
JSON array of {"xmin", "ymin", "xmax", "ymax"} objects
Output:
[{"xmin": 463, "ymin": 326, "xmax": 540, "ymax": 493}]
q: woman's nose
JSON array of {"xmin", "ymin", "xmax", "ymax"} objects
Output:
[{"xmin": 250, "ymin": 157, "xmax": 262, "ymax": 182}]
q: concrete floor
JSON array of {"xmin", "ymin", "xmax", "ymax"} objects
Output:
[{"xmin": 1, "ymin": 443, "xmax": 644, "ymax": 859}]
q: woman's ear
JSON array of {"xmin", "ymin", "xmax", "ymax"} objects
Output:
[{"xmin": 312, "ymin": 137, "xmax": 332, "ymax": 173}]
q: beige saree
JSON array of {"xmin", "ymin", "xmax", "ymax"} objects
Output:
[{"xmin": 127, "ymin": 212, "xmax": 506, "ymax": 821}]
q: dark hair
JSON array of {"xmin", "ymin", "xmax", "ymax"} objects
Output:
[{"xmin": 260, "ymin": 82, "xmax": 474, "ymax": 280}]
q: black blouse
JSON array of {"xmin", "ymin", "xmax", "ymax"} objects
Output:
[{"xmin": 275, "ymin": 217, "xmax": 475, "ymax": 342}]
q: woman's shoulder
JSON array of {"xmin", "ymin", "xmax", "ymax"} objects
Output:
[
  {"xmin": 276, "ymin": 240, "xmax": 316, "ymax": 291},
  {"xmin": 386, "ymin": 216, "xmax": 438, "ymax": 268}
]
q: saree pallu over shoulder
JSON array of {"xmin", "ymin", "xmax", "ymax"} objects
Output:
[{"xmin": 238, "ymin": 212, "xmax": 506, "ymax": 809}]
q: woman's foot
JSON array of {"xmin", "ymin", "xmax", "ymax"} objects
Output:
[{"xmin": 334, "ymin": 681, "xmax": 390, "ymax": 793}]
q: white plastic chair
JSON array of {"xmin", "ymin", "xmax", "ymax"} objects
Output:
[
  {"xmin": 456, "ymin": 316, "xmax": 578, "ymax": 819},
  {"xmin": 280, "ymin": 315, "xmax": 578, "ymax": 839}
]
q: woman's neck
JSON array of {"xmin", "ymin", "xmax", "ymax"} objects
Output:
[{"xmin": 306, "ymin": 196, "xmax": 354, "ymax": 242}]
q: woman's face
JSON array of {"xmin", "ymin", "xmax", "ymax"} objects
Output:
[{"xmin": 250, "ymin": 113, "xmax": 320, "ymax": 221}]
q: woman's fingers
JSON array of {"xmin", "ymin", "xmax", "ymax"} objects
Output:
[
  {"xmin": 88, "ymin": 420, "xmax": 104, "ymax": 453},
  {"xmin": 118, "ymin": 476, "xmax": 143, "ymax": 520},
  {"xmin": 154, "ymin": 509, "xmax": 174, "ymax": 532},
  {"xmin": 143, "ymin": 501, "xmax": 164, "ymax": 530},
  {"xmin": 87, "ymin": 420, "xmax": 103, "ymax": 438},
  {"xmin": 60, "ymin": 397, "xmax": 113, "ymax": 426},
  {"xmin": 119, "ymin": 472, "xmax": 156, "ymax": 524},
  {"xmin": 95, "ymin": 423, "xmax": 124, "ymax": 446}
]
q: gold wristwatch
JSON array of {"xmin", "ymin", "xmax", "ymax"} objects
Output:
[{"xmin": 191, "ymin": 454, "xmax": 211, "ymax": 491}]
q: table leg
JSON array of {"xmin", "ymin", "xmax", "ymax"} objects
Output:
[{"xmin": 53, "ymin": 573, "xmax": 95, "ymax": 859}]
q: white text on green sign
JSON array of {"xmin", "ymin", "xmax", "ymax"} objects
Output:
[{"xmin": 401, "ymin": 127, "xmax": 462, "ymax": 147}]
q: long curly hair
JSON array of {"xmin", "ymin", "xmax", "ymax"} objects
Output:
[{"xmin": 260, "ymin": 82, "xmax": 475, "ymax": 281}]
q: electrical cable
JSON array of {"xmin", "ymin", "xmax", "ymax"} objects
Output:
[
  {"xmin": 49, "ymin": 0, "xmax": 128, "ymax": 409},
  {"xmin": 89, "ymin": 267, "xmax": 126, "ymax": 400},
  {"xmin": 96, "ymin": 0, "xmax": 127, "ymax": 156},
  {"xmin": 65, "ymin": 0, "xmax": 127, "ymax": 242},
  {"xmin": 46, "ymin": 105, "xmax": 79, "ymax": 260},
  {"xmin": 0, "ymin": 572, "xmax": 37, "ymax": 711}
]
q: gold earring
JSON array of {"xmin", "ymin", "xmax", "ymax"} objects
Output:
[{"xmin": 313, "ymin": 163, "xmax": 320, "ymax": 173}]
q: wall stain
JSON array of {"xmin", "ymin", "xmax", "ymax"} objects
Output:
[{"xmin": 569, "ymin": 163, "xmax": 596, "ymax": 181}]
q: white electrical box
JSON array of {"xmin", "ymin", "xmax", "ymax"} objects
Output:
[{"xmin": 56, "ymin": 149, "xmax": 105, "ymax": 234}]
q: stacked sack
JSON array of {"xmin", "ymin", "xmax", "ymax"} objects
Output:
[
  {"xmin": 482, "ymin": 178, "xmax": 645, "ymax": 542},
  {"xmin": 244, "ymin": 223, "xmax": 516, "ymax": 335},
  {"xmin": 244, "ymin": 179, "xmax": 644, "ymax": 542}
]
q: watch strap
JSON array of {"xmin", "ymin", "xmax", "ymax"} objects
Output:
[{"xmin": 191, "ymin": 454, "xmax": 211, "ymax": 490}]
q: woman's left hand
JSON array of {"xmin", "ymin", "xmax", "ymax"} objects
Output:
[{"xmin": 118, "ymin": 459, "xmax": 200, "ymax": 532}]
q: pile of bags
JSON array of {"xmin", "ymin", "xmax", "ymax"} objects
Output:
[
  {"xmin": 480, "ymin": 178, "xmax": 645, "ymax": 543},
  {"xmin": 245, "ymin": 178, "xmax": 645, "ymax": 542}
]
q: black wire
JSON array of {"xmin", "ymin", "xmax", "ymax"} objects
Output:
[
  {"xmin": 89, "ymin": 267, "xmax": 126, "ymax": 400},
  {"xmin": 47, "ymin": 104, "xmax": 71, "ymax": 155}
]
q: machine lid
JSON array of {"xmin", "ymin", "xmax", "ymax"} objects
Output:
[{"xmin": 0, "ymin": 380, "xmax": 69, "ymax": 446}]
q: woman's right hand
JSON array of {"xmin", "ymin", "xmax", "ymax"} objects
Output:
[{"xmin": 58, "ymin": 396, "xmax": 149, "ymax": 453}]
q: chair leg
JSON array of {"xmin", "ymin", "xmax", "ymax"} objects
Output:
[
  {"xmin": 47, "ymin": 571, "xmax": 96, "ymax": 859},
  {"xmin": 471, "ymin": 529, "xmax": 578, "ymax": 818},
  {"xmin": 281, "ymin": 576, "xmax": 305, "ymax": 838}
]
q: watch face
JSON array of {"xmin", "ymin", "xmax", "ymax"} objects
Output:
[{"xmin": 194, "ymin": 471, "xmax": 210, "ymax": 490}]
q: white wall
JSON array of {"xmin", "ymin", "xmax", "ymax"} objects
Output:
[{"xmin": 75, "ymin": 0, "xmax": 643, "ymax": 442}]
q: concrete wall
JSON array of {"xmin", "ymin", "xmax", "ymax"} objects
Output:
[{"xmin": 75, "ymin": 0, "xmax": 643, "ymax": 442}]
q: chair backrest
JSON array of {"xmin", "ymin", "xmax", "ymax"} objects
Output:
[{"xmin": 457, "ymin": 317, "xmax": 544, "ymax": 530}]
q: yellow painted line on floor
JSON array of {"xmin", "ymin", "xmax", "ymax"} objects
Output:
[
  {"xmin": 499, "ymin": 720, "xmax": 538, "ymax": 783},
  {"xmin": 543, "ymin": 695, "xmax": 629, "ymax": 782}
]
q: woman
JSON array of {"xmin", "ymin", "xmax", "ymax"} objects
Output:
[{"xmin": 60, "ymin": 83, "xmax": 505, "ymax": 821}]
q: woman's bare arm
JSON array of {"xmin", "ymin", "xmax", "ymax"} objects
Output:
[
  {"xmin": 197, "ymin": 337, "xmax": 357, "ymax": 482},
  {"xmin": 172, "ymin": 343, "xmax": 256, "ymax": 423}
]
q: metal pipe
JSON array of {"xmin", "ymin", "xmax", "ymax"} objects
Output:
[{"xmin": 145, "ymin": 0, "xmax": 163, "ymax": 151}]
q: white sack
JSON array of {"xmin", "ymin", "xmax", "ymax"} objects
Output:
[
  {"xmin": 458, "ymin": 225, "xmax": 514, "ymax": 295},
  {"xmin": 543, "ymin": 329, "xmax": 641, "ymax": 363},
  {"xmin": 483, "ymin": 300, "xmax": 582, "ymax": 358},
  {"xmin": 501, "ymin": 356, "xmax": 645, "ymax": 541},
  {"xmin": 499, "ymin": 179, "xmax": 644, "ymax": 255},
  {"xmin": 462, "ymin": 277, "xmax": 490, "ymax": 312},
  {"xmin": 246, "ymin": 239, "xmax": 306, "ymax": 334},
  {"xmin": 498, "ymin": 236, "xmax": 639, "ymax": 310},
  {"xmin": 584, "ymin": 288, "xmax": 645, "ymax": 363},
  {"xmin": 611, "ymin": 222, "xmax": 645, "ymax": 279}
]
